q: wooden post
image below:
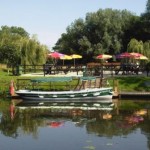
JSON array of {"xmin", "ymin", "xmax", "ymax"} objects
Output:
[
  {"xmin": 113, "ymin": 79, "xmax": 119, "ymax": 97},
  {"xmin": 9, "ymin": 80, "xmax": 15, "ymax": 96},
  {"xmin": 43, "ymin": 64, "xmax": 46, "ymax": 77}
]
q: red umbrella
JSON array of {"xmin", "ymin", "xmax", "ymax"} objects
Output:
[
  {"xmin": 130, "ymin": 52, "xmax": 143, "ymax": 58},
  {"xmin": 116, "ymin": 52, "xmax": 131, "ymax": 59},
  {"xmin": 96, "ymin": 54, "xmax": 112, "ymax": 59},
  {"xmin": 47, "ymin": 52, "xmax": 64, "ymax": 65},
  {"xmin": 48, "ymin": 52, "xmax": 64, "ymax": 59}
]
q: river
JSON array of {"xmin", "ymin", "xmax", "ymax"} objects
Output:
[{"xmin": 0, "ymin": 99, "xmax": 150, "ymax": 150}]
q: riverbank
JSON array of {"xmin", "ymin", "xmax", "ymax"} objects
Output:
[{"xmin": 0, "ymin": 70, "xmax": 150, "ymax": 99}]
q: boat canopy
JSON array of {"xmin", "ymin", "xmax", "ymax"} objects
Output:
[
  {"xmin": 31, "ymin": 77, "xmax": 73, "ymax": 83},
  {"xmin": 80, "ymin": 76, "xmax": 96, "ymax": 81},
  {"xmin": 30, "ymin": 76, "xmax": 96, "ymax": 83}
]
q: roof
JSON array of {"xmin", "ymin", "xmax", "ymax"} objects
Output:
[
  {"xmin": 31, "ymin": 77, "xmax": 73, "ymax": 83},
  {"xmin": 30, "ymin": 76, "xmax": 96, "ymax": 83},
  {"xmin": 80, "ymin": 76, "xmax": 96, "ymax": 81}
]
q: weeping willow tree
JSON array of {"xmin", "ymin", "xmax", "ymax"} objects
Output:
[
  {"xmin": 127, "ymin": 38, "xmax": 150, "ymax": 66},
  {"xmin": 143, "ymin": 40, "xmax": 150, "ymax": 59},
  {"xmin": 0, "ymin": 26, "xmax": 48, "ymax": 71},
  {"xmin": 127, "ymin": 38, "xmax": 150, "ymax": 59},
  {"xmin": 127, "ymin": 38, "xmax": 144, "ymax": 54},
  {"xmin": 21, "ymin": 37, "xmax": 47, "ymax": 66}
]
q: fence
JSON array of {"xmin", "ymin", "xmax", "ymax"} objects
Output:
[{"xmin": 12, "ymin": 62, "xmax": 147, "ymax": 77}]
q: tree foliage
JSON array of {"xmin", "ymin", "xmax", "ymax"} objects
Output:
[
  {"xmin": 138, "ymin": 0, "xmax": 150, "ymax": 42},
  {"xmin": 127, "ymin": 38, "xmax": 150, "ymax": 60},
  {"xmin": 0, "ymin": 26, "xmax": 48, "ymax": 67},
  {"xmin": 146, "ymin": 0, "xmax": 150, "ymax": 13},
  {"xmin": 127, "ymin": 39, "xmax": 144, "ymax": 53},
  {"xmin": 54, "ymin": 9, "xmax": 139, "ymax": 63},
  {"xmin": 1, "ymin": 1, "xmax": 150, "ymax": 67}
]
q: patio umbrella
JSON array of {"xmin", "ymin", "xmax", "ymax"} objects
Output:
[
  {"xmin": 95, "ymin": 54, "xmax": 112, "ymax": 78},
  {"xmin": 135, "ymin": 55, "xmax": 148, "ymax": 60},
  {"xmin": 48, "ymin": 52, "xmax": 64, "ymax": 65},
  {"xmin": 60, "ymin": 54, "xmax": 72, "ymax": 65},
  {"xmin": 60, "ymin": 54, "xmax": 72, "ymax": 60},
  {"xmin": 130, "ymin": 52, "xmax": 143, "ymax": 58},
  {"xmin": 96, "ymin": 54, "xmax": 112, "ymax": 59},
  {"xmin": 70, "ymin": 54, "xmax": 82, "ymax": 66},
  {"xmin": 48, "ymin": 52, "xmax": 64, "ymax": 59},
  {"xmin": 116, "ymin": 52, "xmax": 131, "ymax": 59}
]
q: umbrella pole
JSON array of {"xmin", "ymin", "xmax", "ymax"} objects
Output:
[
  {"xmin": 74, "ymin": 59, "xmax": 75, "ymax": 67},
  {"xmin": 101, "ymin": 61, "xmax": 104, "ymax": 78}
]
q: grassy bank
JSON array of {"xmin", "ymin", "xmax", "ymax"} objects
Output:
[
  {"xmin": 0, "ymin": 69, "xmax": 150, "ymax": 94},
  {"xmin": 114, "ymin": 76, "xmax": 150, "ymax": 92}
]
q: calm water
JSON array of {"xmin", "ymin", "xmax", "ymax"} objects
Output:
[{"xmin": 0, "ymin": 99, "xmax": 150, "ymax": 150}]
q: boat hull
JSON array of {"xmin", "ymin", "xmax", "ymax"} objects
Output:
[{"xmin": 15, "ymin": 88, "xmax": 113, "ymax": 103}]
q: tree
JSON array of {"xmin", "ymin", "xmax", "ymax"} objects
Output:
[
  {"xmin": 143, "ymin": 40, "xmax": 150, "ymax": 58},
  {"xmin": 0, "ymin": 26, "xmax": 48, "ymax": 70},
  {"xmin": 54, "ymin": 9, "xmax": 138, "ymax": 63},
  {"xmin": 146, "ymin": 0, "xmax": 150, "ymax": 13},
  {"xmin": 0, "ymin": 26, "xmax": 29, "ymax": 38},
  {"xmin": 138, "ymin": 0, "xmax": 150, "ymax": 41},
  {"xmin": 127, "ymin": 39, "xmax": 144, "ymax": 54}
]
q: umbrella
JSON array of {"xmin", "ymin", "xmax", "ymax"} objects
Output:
[
  {"xmin": 129, "ymin": 52, "xmax": 148, "ymax": 60},
  {"xmin": 70, "ymin": 54, "xmax": 82, "ymax": 66},
  {"xmin": 48, "ymin": 52, "xmax": 64, "ymax": 65},
  {"xmin": 48, "ymin": 52, "xmax": 64, "ymax": 59},
  {"xmin": 135, "ymin": 55, "xmax": 148, "ymax": 60},
  {"xmin": 60, "ymin": 54, "xmax": 72, "ymax": 65},
  {"xmin": 96, "ymin": 54, "xmax": 112, "ymax": 78},
  {"xmin": 96, "ymin": 54, "xmax": 112, "ymax": 59},
  {"xmin": 60, "ymin": 55, "xmax": 72, "ymax": 60},
  {"xmin": 130, "ymin": 52, "xmax": 143, "ymax": 58},
  {"xmin": 116, "ymin": 52, "xmax": 131, "ymax": 59}
]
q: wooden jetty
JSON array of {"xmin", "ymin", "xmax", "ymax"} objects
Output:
[{"xmin": 118, "ymin": 91, "xmax": 150, "ymax": 99}]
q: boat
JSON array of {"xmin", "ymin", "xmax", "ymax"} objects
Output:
[{"xmin": 15, "ymin": 76, "xmax": 113, "ymax": 103}]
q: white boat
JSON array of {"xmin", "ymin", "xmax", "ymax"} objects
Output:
[{"xmin": 15, "ymin": 76, "xmax": 113, "ymax": 103}]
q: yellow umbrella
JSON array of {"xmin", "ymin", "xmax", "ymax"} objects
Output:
[
  {"xmin": 70, "ymin": 54, "xmax": 82, "ymax": 66},
  {"xmin": 135, "ymin": 55, "xmax": 148, "ymax": 60},
  {"xmin": 60, "ymin": 55, "xmax": 72, "ymax": 65},
  {"xmin": 60, "ymin": 55, "xmax": 72, "ymax": 60}
]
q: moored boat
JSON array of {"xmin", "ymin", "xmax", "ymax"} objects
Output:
[{"xmin": 15, "ymin": 76, "xmax": 113, "ymax": 103}]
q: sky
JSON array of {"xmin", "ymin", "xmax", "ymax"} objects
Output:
[{"xmin": 0, "ymin": 0, "xmax": 148, "ymax": 49}]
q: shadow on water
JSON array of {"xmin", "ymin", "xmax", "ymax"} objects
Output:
[{"xmin": 0, "ymin": 99, "xmax": 150, "ymax": 150}]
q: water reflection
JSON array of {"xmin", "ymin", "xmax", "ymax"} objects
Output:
[{"xmin": 0, "ymin": 99, "xmax": 150, "ymax": 150}]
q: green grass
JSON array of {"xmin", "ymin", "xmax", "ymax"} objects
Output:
[
  {"xmin": 0, "ymin": 69, "xmax": 79, "ymax": 93},
  {"xmin": 113, "ymin": 76, "xmax": 150, "ymax": 92},
  {"xmin": 0, "ymin": 69, "xmax": 150, "ymax": 94}
]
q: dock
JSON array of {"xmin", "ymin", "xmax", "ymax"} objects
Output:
[{"xmin": 118, "ymin": 91, "xmax": 150, "ymax": 99}]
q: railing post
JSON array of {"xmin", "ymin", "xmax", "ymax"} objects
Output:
[{"xmin": 43, "ymin": 64, "xmax": 46, "ymax": 77}]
